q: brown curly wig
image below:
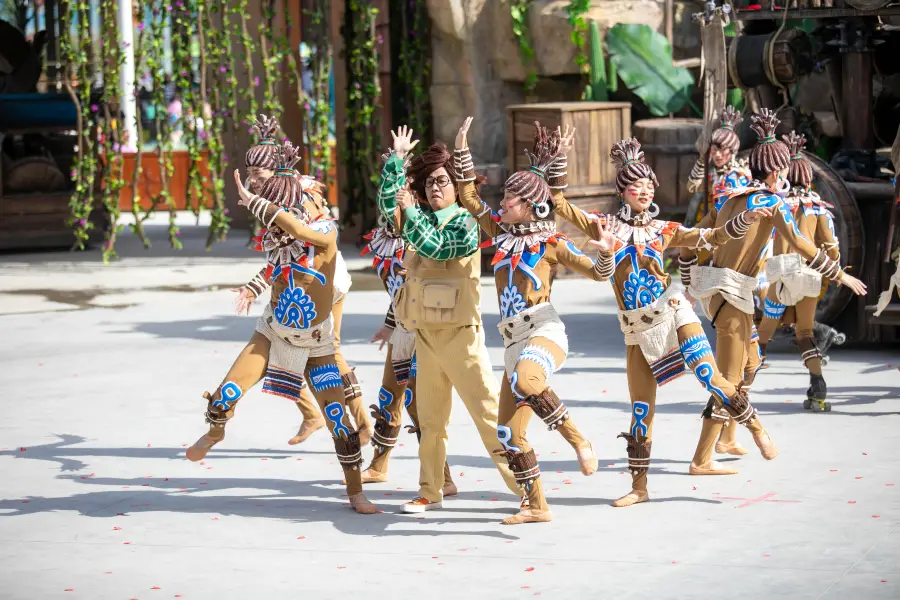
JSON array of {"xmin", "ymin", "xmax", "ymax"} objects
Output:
[
  {"xmin": 245, "ymin": 114, "xmax": 280, "ymax": 169},
  {"xmin": 749, "ymin": 109, "xmax": 791, "ymax": 181},
  {"xmin": 406, "ymin": 143, "xmax": 485, "ymax": 209},
  {"xmin": 710, "ymin": 105, "xmax": 742, "ymax": 155},
  {"xmin": 504, "ymin": 123, "xmax": 562, "ymax": 218},
  {"xmin": 259, "ymin": 141, "xmax": 303, "ymax": 210},
  {"xmin": 782, "ymin": 130, "xmax": 813, "ymax": 189},
  {"xmin": 610, "ymin": 138, "xmax": 658, "ymax": 196}
]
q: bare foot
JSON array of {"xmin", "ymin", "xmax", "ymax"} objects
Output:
[
  {"xmin": 442, "ymin": 482, "xmax": 458, "ymax": 497},
  {"xmin": 502, "ymin": 509, "xmax": 552, "ymax": 525},
  {"xmin": 349, "ymin": 493, "xmax": 378, "ymax": 515},
  {"xmin": 288, "ymin": 418, "xmax": 325, "ymax": 445},
  {"xmin": 715, "ymin": 441, "xmax": 749, "ymax": 456},
  {"xmin": 751, "ymin": 429, "xmax": 779, "ymax": 460},
  {"xmin": 361, "ymin": 468, "xmax": 388, "ymax": 484},
  {"xmin": 576, "ymin": 442, "xmax": 598, "ymax": 476},
  {"xmin": 611, "ymin": 490, "xmax": 649, "ymax": 507},
  {"xmin": 186, "ymin": 432, "xmax": 222, "ymax": 462},
  {"xmin": 689, "ymin": 460, "xmax": 739, "ymax": 475}
]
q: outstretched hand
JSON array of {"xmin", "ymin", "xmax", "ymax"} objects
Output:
[
  {"xmin": 455, "ymin": 116, "xmax": 473, "ymax": 149},
  {"xmin": 556, "ymin": 125, "xmax": 576, "ymax": 156},
  {"xmin": 391, "ymin": 125, "xmax": 419, "ymax": 159},
  {"xmin": 233, "ymin": 169, "xmax": 254, "ymax": 207},
  {"xmin": 232, "ymin": 286, "xmax": 255, "ymax": 315},
  {"xmin": 370, "ymin": 325, "xmax": 393, "ymax": 351},
  {"xmin": 838, "ymin": 272, "xmax": 868, "ymax": 296},
  {"xmin": 396, "ymin": 183, "xmax": 415, "ymax": 210},
  {"xmin": 587, "ymin": 220, "xmax": 616, "ymax": 253}
]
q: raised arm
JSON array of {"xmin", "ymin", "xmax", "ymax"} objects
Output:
[
  {"xmin": 375, "ymin": 125, "xmax": 420, "ymax": 229},
  {"xmin": 453, "ymin": 117, "xmax": 502, "ymax": 237},
  {"xmin": 686, "ymin": 156, "xmax": 706, "ymax": 194},
  {"xmin": 548, "ymin": 126, "xmax": 602, "ymax": 239},
  {"xmin": 667, "ymin": 208, "xmax": 771, "ymax": 250},
  {"xmin": 402, "ymin": 207, "xmax": 478, "ymax": 261},
  {"xmin": 554, "ymin": 238, "xmax": 611, "ymax": 282}
]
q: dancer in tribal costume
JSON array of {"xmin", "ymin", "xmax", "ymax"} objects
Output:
[
  {"xmin": 231, "ymin": 116, "xmax": 372, "ymax": 447},
  {"xmin": 553, "ymin": 136, "xmax": 775, "ymax": 505},
  {"xmin": 188, "ymin": 142, "xmax": 377, "ymax": 514},
  {"xmin": 755, "ymin": 131, "xmax": 842, "ymax": 408},
  {"xmin": 356, "ymin": 217, "xmax": 457, "ymax": 495},
  {"xmin": 453, "ymin": 118, "xmax": 600, "ymax": 524},
  {"xmin": 680, "ymin": 109, "xmax": 867, "ymax": 473}
]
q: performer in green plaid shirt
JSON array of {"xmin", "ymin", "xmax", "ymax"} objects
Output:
[
  {"xmin": 376, "ymin": 144, "xmax": 478, "ymax": 260},
  {"xmin": 373, "ymin": 126, "xmax": 523, "ymax": 514}
]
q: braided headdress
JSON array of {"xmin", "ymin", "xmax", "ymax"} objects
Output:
[
  {"xmin": 245, "ymin": 114, "xmax": 280, "ymax": 169},
  {"xmin": 504, "ymin": 123, "xmax": 562, "ymax": 219},
  {"xmin": 259, "ymin": 141, "xmax": 303, "ymax": 210},
  {"xmin": 711, "ymin": 105, "xmax": 742, "ymax": 155},
  {"xmin": 783, "ymin": 130, "xmax": 813, "ymax": 189},
  {"xmin": 749, "ymin": 109, "xmax": 790, "ymax": 179},
  {"xmin": 610, "ymin": 137, "xmax": 658, "ymax": 196}
]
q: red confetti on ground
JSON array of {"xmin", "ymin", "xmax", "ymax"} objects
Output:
[
  {"xmin": 178, "ymin": 488, "xmax": 186, "ymax": 491},
  {"xmin": 855, "ymin": 477, "xmax": 863, "ymax": 480},
  {"xmin": 521, "ymin": 586, "xmax": 531, "ymax": 589},
  {"xmin": 438, "ymin": 563, "xmax": 445, "ymax": 566},
  {"xmin": 671, "ymin": 561, "xmax": 679, "ymax": 565},
  {"xmin": 830, "ymin": 469, "xmax": 838, "ymax": 472},
  {"xmin": 104, "ymin": 572, "xmax": 113, "ymax": 575},
  {"xmin": 872, "ymin": 515, "xmax": 881, "ymax": 518},
  {"xmin": 65, "ymin": 589, "xmax": 73, "ymax": 592},
  {"xmin": 525, "ymin": 567, "xmax": 535, "ymax": 572},
  {"xmin": 431, "ymin": 556, "xmax": 438, "ymax": 559},
  {"xmin": 762, "ymin": 554, "xmax": 770, "ymax": 558},
  {"xmin": 164, "ymin": 478, "xmax": 168, "ymax": 482},
  {"xmin": 863, "ymin": 453, "xmax": 868, "ymax": 456},
  {"xmin": 887, "ymin": 484, "xmax": 894, "ymax": 487},
  {"xmin": 337, "ymin": 566, "xmax": 346, "ymax": 570},
  {"xmin": 19, "ymin": 447, "xmax": 26, "ymax": 451},
  {"xmin": 416, "ymin": 517, "xmax": 424, "ymax": 520},
  {"xmin": 607, "ymin": 464, "xmax": 614, "ymax": 467},
  {"xmin": 384, "ymin": 493, "xmax": 393, "ymax": 496},
  {"xmin": 152, "ymin": 586, "xmax": 161, "ymax": 590},
  {"xmin": 211, "ymin": 517, "xmax": 219, "ymax": 521},
  {"xmin": 459, "ymin": 472, "xmax": 464, "ymax": 476},
  {"xmin": 38, "ymin": 363, "xmax": 43, "ymax": 366},
  {"xmin": 602, "ymin": 389, "xmax": 607, "ymax": 393},
  {"xmin": 848, "ymin": 501, "xmax": 857, "ymax": 504},
  {"xmin": 552, "ymin": 488, "xmax": 560, "ymax": 491},
  {"xmin": 398, "ymin": 444, "xmax": 405, "ymax": 447},
  {"xmin": 176, "ymin": 596, "xmax": 183, "ymax": 598},
  {"xmin": 490, "ymin": 498, "xmax": 499, "ymax": 502},
  {"xmin": 123, "ymin": 542, "xmax": 131, "ymax": 545},
  {"xmin": 297, "ymin": 458, "xmax": 303, "ymax": 461},
  {"xmin": 113, "ymin": 527, "xmax": 121, "ymax": 531},
  {"xmin": 298, "ymin": 536, "xmax": 306, "ymax": 540},
  {"xmin": 882, "ymin": 580, "xmax": 888, "ymax": 583},
  {"xmin": 117, "ymin": 513, "xmax": 125, "ymax": 516},
  {"xmin": 182, "ymin": 444, "xmax": 188, "ymax": 447},
  {"xmin": 476, "ymin": 480, "xmax": 484, "ymax": 483},
  {"xmin": 21, "ymin": 501, "xmax": 29, "ymax": 504},
  {"xmin": 458, "ymin": 549, "xmax": 467, "ymax": 552},
  {"xmin": 200, "ymin": 482, "xmax": 208, "ymax": 485},
  {"xmin": 261, "ymin": 458, "xmax": 268, "ymax": 461},
  {"xmin": 147, "ymin": 444, "xmax": 152, "ymax": 448},
  {"xmin": 785, "ymin": 400, "xmax": 792, "ymax": 403},
  {"xmin": 556, "ymin": 471, "xmax": 562, "ymax": 474},
  {"xmin": 692, "ymin": 486, "xmax": 697, "ymax": 491}
]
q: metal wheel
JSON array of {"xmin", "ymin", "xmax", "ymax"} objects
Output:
[
  {"xmin": 824, "ymin": 402, "xmax": 832, "ymax": 412},
  {"xmin": 803, "ymin": 398, "xmax": 813, "ymax": 410},
  {"xmin": 834, "ymin": 333, "xmax": 847, "ymax": 345}
]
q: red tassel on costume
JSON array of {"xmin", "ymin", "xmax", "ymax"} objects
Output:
[
  {"xmin": 490, "ymin": 212, "xmax": 501, "ymax": 223},
  {"xmin": 360, "ymin": 245, "xmax": 372, "ymax": 257},
  {"xmin": 510, "ymin": 253, "xmax": 521, "ymax": 271},
  {"xmin": 479, "ymin": 238, "xmax": 495, "ymax": 250},
  {"xmin": 634, "ymin": 243, "xmax": 646, "ymax": 256},
  {"xmin": 491, "ymin": 248, "xmax": 507, "ymax": 265}
]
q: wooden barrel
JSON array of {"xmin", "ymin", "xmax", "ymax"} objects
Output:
[
  {"xmin": 737, "ymin": 149, "xmax": 863, "ymax": 325},
  {"xmin": 728, "ymin": 29, "xmax": 813, "ymax": 89},
  {"xmin": 843, "ymin": 0, "xmax": 892, "ymax": 9},
  {"xmin": 633, "ymin": 118, "xmax": 702, "ymax": 212}
]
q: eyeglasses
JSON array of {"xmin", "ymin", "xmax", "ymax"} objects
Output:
[{"xmin": 425, "ymin": 175, "xmax": 450, "ymax": 188}]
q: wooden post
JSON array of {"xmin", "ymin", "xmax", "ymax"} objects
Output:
[
  {"xmin": 332, "ymin": 0, "xmax": 354, "ymax": 238},
  {"xmin": 841, "ymin": 51, "xmax": 873, "ymax": 150},
  {"xmin": 280, "ymin": 0, "xmax": 304, "ymax": 148}
]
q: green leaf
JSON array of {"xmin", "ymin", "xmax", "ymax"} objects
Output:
[{"xmin": 606, "ymin": 23, "xmax": 695, "ymax": 116}]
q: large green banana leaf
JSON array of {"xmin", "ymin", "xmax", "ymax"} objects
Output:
[{"xmin": 606, "ymin": 23, "xmax": 697, "ymax": 116}]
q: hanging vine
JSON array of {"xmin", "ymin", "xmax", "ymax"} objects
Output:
[
  {"xmin": 566, "ymin": 0, "xmax": 591, "ymax": 82},
  {"xmin": 509, "ymin": 0, "xmax": 537, "ymax": 94},
  {"xmin": 98, "ymin": 0, "xmax": 125, "ymax": 262},
  {"xmin": 258, "ymin": 0, "xmax": 283, "ymax": 126},
  {"xmin": 147, "ymin": 1, "xmax": 180, "ymax": 248},
  {"xmin": 301, "ymin": 0, "xmax": 333, "ymax": 184},
  {"xmin": 174, "ymin": 0, "xmax": 205, "ymax": 219},
  {"xmin": 390, "ymin": 0, "xmax": 431, "ymax": 143},
  {"xmin": 202, "ymin": 0, "xmax": 231, "ymax": 246},
  {"xmin": 237, "ymin": 0, "xmax": 259, "ymax": 140},
  {"xmin": 128, "ymin": 2, "xmax": 150, "ymax": 246},
  {"xmin": 62, "ymin": 0, "xmax": 97, "ymax": 250},
  {"xmin": 342, "ymin": 0, "xmax": 381, "ymax": 230}
]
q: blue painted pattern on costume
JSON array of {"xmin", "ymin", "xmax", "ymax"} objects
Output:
[
  {"xmin": 274, "ymin": 286, "xmax": 317, "ymax": 329},
  {"xmin": 746, "ymin": 191, "xmax": 780, "ymax": 210},
  {"xmin": 386, "ymin": 272, "xmax": 404, "ymax": 299},
  {"xmin": 403, "ymin": 388, "xmax": 413, "ymax": 409},
  {"xmin": 618, "ymin": 246, "xmax": 664, "ymax": 310},
  {"xmin": 509, "ymin": 371, "xmax": 525, "ymax": 399},
  {"xmin": 309, "ymin": 363, "xmax": 342, "ymax": 392},
  {"xmin": 497, "ymin": 425, "xmax": 521, "ymax": 453},
  {"xmin": 376, "ymin": 386, "xmax": 394, "ymax": 422},
  {"xmin": 519, "ymin": 345, "xmax": 556, "ymax": 379},
  {"xmin": 410, "ymin": 353, "xmax": 417, "ymax": 378},
  {"xmin": 323, "ymin": 402, "xmax": 351, "ymax": 438},
  {"xmin": 776, "ymin": 198, "xmax": 808, "ymax": 242},
  {"xmin": 494, "ymin": 246, "xmax": 544, "ymax": 291},
  {"xmin": 763, "ymin": 297, "xmax": 786, "ymax": 319},
  {"xmin": 631, "ymin": 401, "xmax": 650, "ymax": 437},
  {"xmin": 680, "ymin": 334, "xmax": 713, "ymax": 367},
  {"xmin": 499, "ymin": 284, "xmax": 527, "ymax": 318},
  {"xmin": 692, "ymin": 361, "xmax": 729, "ymax": 404},
  {"xmin": 564, "ymin": 239, "xmax": 588, "ymax": 258},
  {"xmin": 212, "ymin": 381, "xmax": 242, "ymax": 411}
]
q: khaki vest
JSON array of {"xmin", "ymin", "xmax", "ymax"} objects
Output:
[{"xmin": 396, "ymin": 248, "xmax": 482, "ymax": 331}]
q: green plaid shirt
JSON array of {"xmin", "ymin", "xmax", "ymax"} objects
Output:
[{"xmin": 375, "ymin": 153, "xmax": 478, "ymax": 262}]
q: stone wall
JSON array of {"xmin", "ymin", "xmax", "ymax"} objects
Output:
[{"xmin": 426, "ymin": 0, "xmax": 699, "ymax": 166}]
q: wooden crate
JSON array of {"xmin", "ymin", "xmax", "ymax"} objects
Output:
[{"xmin": 506, "ymin": 102, "xmax": 631, "ymax": 188}]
